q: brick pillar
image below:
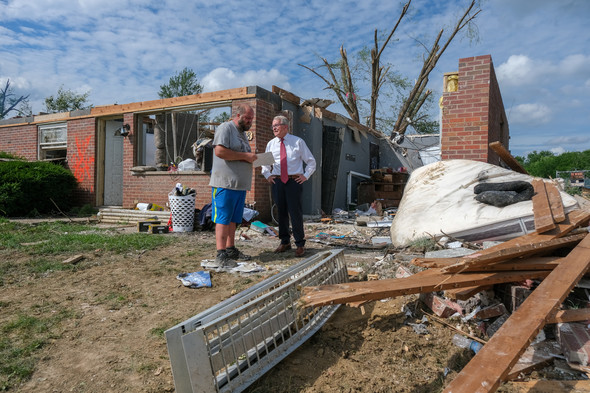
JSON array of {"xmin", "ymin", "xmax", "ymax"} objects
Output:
[
  {"xmin": 244, "ymin": 98, "xmax": 278, "ymax": 223},
  {"xmin": 441, "ymin": 55, "xmax": 509, "ymax": 164}
]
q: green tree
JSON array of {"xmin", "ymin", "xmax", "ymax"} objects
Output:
[
  {"xmin": 44, "ymin": 86, "xmax": 91, "ymax": 113},
  {"xmin": 158, "ymin": 67, "xmax": 203, "ymax": 98},
  {"xmin": 0, "ymin": 79, "xmax": 30, "ymax": 119},
  {"xmin": 517, "ymin": 150, "xmax": 590, "ymax": 179},
  {"xmin": 213, "ymin": 111, "xmax": 230, "ymax": 124}
]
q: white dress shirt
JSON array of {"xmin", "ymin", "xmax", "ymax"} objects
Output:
[{"xmin": 261, "ymin": 133, "xmax": 316, "ymax": 179}]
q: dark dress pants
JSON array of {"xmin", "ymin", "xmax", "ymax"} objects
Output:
[{"xmin": 272, "ymin": 179, "xmax": 305, "ymax": 247}]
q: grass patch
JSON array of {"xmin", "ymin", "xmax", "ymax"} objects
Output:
[
  {"xmin": 0, "ymin": 220, "xmax": 174, "ymax": 255},
  {"xmin": 0, "ymin": 307, "xmax": 75, "ymax": 390},
  {"xmin": 100, "ymin": 292, "xmax": 127, "ymax": 310},
  {"xmin": 408, "ymin": 237, "xmax": 440, "ymax": 253}
]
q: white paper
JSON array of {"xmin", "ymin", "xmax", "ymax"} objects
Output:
[{"xmin": 253, "ymin": 151, "xmax": 275, "ymax": 167}]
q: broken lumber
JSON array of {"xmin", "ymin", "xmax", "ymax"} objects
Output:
[
  {"xmin": 62, "ymin": 255, "xmax": 84, "ymax": 265},
  {"xmin": 546, "ymin": 308, "xmax": 590, "ymax": 324},
  {"xmin": 300, "ymin": 269, "xmax": 550, "ymax": 308},
  {"xmin": 414, "ymin": 256, "xmax": 563, "ymax": 271},
  {"xmin": 507, "ymin": 379, "xmax": 590, "ymax": 392},
  {"xmin": 545, "ymin": 182, "xmax": 566, "ymax": 223},
  {"xmin": 531, "ymin": 179, "xmax": 555, "ymax": 233},
  {"xmin": 440, "ymin": 233, "xmax": 586, "ymax": 274},
  {"xmin": 442, "ymin": 234, "xmax": 590, "ymax": 393},
  {"xmin": 444, "ymin": 285, "xmax": 493, "ymax": 301},
  {"xmin": 488, "ymin": 141, "xmax": 528, "ymax": 175},
  {"xmin": 436, "ymin": 209, "xmax": 589, "ymax": 275}
]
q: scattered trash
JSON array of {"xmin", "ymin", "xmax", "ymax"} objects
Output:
[
  {"xmin": 177, "ymin": 158, "xmax": 199, "ymax": 171},
  {"xmin": 62, "ymin": 255, "xmax": 84, "ymax": 265},
  {"xmin": 136, "ymin": 202, "xmax": 165, "ymax": 212},
  {"xmin": 172, "ymin": 182, "xmax": 196, "ymax": 196},
  {"xmin": 408, "ymin": 322, "xmax": 429, "ymax": 335},
  {"xmin": 243, "ymin": 207, "xmax": 259, "ymax": 222},
  {"xmin": 176, "ymin": 271, "xmax": 212, "ymax": 288},
  {"xmin": 371, "ymin": 236, "xmax": 392, "ymax": 245},
  {"xmin": 452, "ymin": 334, "xmax": 483, "ymax": 353},
  {"xmin": 250, "ymin": 221, "xmax": 269, "ymax": 233},
  {"xmin": 200, "ymin": 260, "xmax": 266, "ymax": 274}
]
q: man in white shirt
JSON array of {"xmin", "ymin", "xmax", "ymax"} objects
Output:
[{"xmin": 261, "ymin": 115, "xmax": 316, "ymax": 257}]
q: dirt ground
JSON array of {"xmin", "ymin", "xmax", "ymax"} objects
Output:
[{"xmin": 0, "ymin": 219, "xmax": 576, "ymax": 392}]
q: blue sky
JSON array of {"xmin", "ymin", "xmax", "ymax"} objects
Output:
[{"xmin": 1, "ymin": 0, "xmax": 589, "ymax": 158}]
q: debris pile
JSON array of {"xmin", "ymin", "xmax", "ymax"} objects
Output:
[{"xmin": 301, "ymin": 176, "xmax": 590, "ymax": 392}]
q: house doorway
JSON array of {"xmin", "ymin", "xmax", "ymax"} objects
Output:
[
  {"xmin": 321, "ymin": 126, "xmax": 342, "ymax": 214},
  {"xmin": 101, "ymin": 119, "xmax": 124, "ymax": 206}
]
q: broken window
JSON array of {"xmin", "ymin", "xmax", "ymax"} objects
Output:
[
  {"xmin": 136, "ymin": 104, "xmax": 229, "ymax": 171},
  {"xmin": 38, "ymin": 122, "xmax": 67, "ymax": 160}
]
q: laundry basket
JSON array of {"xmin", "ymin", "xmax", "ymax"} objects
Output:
[{"xmin": 168, "ymin": 192, "xmax": 196, "ymax": 232}]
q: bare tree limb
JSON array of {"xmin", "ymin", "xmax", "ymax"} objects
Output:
[{"xmin": 393, "ymin": 0, "xmax": 480, "ymax": 137}]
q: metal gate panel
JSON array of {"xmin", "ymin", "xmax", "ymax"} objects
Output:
[{"xmin": 165, "ymin": 249, "xmax": 348, "ymax": 393}]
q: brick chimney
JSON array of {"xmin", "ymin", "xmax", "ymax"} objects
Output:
[{"xmin": 440, "ymin": 55, "xmax": 509, "ymax": 164}]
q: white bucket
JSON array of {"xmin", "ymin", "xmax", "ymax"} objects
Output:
[{"xmin": 168, "ymin": 193, "xmax": 196, "ymax": 232}]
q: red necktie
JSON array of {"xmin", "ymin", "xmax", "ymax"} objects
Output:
[{"xmin": 280, "ymin": 138, "xmax": 288, "ymax": 183}]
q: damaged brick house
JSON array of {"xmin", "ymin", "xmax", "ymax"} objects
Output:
[{"xmin": 0, "ymin": 54, "xmax": 508, "ymax": 221}]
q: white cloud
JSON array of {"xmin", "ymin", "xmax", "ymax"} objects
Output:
[
  {"xmin": 550, "ymin": 146, "xmax": 565, "ymax": 155},
  {"xmin": 546, "ymin": 135, "xmax": 590, "ymax": 145},
  {"xmin": 202, "ymin": 68, "xmax": 290, "ymax": 93},
  {"xmin": 497, "ymin": 55, "xmax": 545, "ymax": 86},
  {"xmin": 509, "ymin": 103, "xmax": 552, "ymax": 125},
  {"xmin": 559, "ymin": 54, "xmax": 590, "ymax": 76}
]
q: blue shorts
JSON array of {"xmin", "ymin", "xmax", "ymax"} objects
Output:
[{"xmin": 211, "ymin": 187, "xmax": 246, "ymax": 225}]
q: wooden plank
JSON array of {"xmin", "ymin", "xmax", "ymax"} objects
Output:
[
  {"xmin": 438, "ymin": 210, "xmax": 589, "ymax": 274},
  {"xmin": 443, "ymin": 257, "xmax": 563, "ymax": 299},
  {"xmin": 544, "ymin": 182, "xmax": 566, "ymax": 223},
  {"xmin": 445, "ymin": 285, "xmax": 493, "ymax": 301},
  {"xmin": 531, "ymin": 179, "xmax": 556, "ymax": 233},
  {"xmin": 300, "ymin": 269, "xmax": 550, "ymax": 308},
  {"xmin": 415, "ymin": 256, "xmax": 562, "ymax": 271},
  {"xmin": 546, "ymin": 308, "xmax": 590, "ymax": 324},
  {"xmin": 507, "ymin": 379, "xmax": 590, "ymax": 392},
  {"xmin": 442, "ymin": 234, "xmax": 590, "ymax": 393},
  {"xmin": 489, "ymin": 141, "xmax": 528, "ymax": 174},
  {"xmin": 272, "ymin": 85, "xmax": 300, "ymax": 105},
  {"xmin": 62, "ymin": 255, "xmax": 84, "ymax": 265},
  {"xmin": 90, "ymin": 87, "xmax": 253, "ymax": 116},
  {"xmin": 441, "ymin": 233, "xmax": 586, "ymax": 274}
]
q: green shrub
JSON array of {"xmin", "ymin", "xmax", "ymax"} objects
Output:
[
  {"xmin": 0, "ymin": 161, "xmax": 78, "ymax": 217},
  {"xmin": 0, "ymin": 151, "xmax": 25, "ymax": 160}
]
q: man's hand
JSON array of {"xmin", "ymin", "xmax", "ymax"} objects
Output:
[
  {"xmin": 242, "ymin": 152, "xmax": 257, "ymax": 163},
  {"xmin": 294, "ymin": 174, "xmax": 307, "ymax": 184},
  {"xmin": 267, "ymin": 175, "xmax": 277, "ymax": 184},
  {"xmin": 215, "ymin": 145, "xmax": 257, "ymax": 163}
]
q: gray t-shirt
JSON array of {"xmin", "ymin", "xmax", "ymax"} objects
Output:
[{"xmin": 209, "ymin": 120, "xmax": 253, "ymax": 191}]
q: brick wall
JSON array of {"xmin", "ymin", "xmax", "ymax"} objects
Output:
[
  {"xmin": 0, "ymin": 123, "xmax": 38, "ymax": 159},
  {"xmin": 441, "ymin": 55, "xmax": 509, "ymax": 163},
  {"xmin": 251, "ymin": 98, "xmax": 279, "ymax": 222},
  {"xmin": 67, "ymin": 118, "xmax": 97, "ymax": 206}
]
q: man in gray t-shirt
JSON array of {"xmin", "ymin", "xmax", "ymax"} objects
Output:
[{"xmin": 208, "ymin": 104, "xmax": 257, "ymax": 267}]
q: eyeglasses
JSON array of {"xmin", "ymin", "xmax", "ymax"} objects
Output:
[{"xmin": 272, "ymin": 124, "xmax": 286, "ymax": 129}]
